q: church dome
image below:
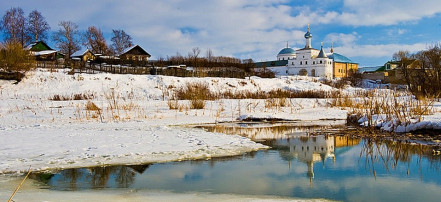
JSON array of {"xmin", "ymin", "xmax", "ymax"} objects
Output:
[
  {"xmin": 278, "ymin": 47, "xmax": 295, "ymax": 55},
  {"xmin": 304, "ymin": 31, "xmax": 312, "ymax": 38}
]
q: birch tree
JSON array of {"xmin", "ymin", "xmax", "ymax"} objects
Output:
[
  {"xmin": 1, "ymin": 7, "xmax": 29, "ymax": 46},
  {"xmin": 110, "ymin": 29, "xmax": 132, "ymax": 55},
  {"xmin": 53, "ymin": 21, "xmax": 81, "ymax": 59},
  {"xmin": 27, "ymin": 10, "xmax": 50, "ymax": 42}
]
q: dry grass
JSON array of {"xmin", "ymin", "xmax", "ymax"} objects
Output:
[
  {"xmin": 330, "ymin": 89, "xmax": 435, "ymax": 132},
  {"xmin": 167, "ymin": 98, "xmax": 180, "ymax": 110},
  {"xmin": 190, "ymin": 98, "xmax": 205, "ymax": 109},
  {"xmin": 173, "ymin": 82, "xmax": 340, "ymax": 101},
  {"xmin": 50, "ymin": 93, "xmax": 94, "ymax": 101},
  {"xmin": 85, "ymin": 101, "xmax": 101, "ymax": 111},
  {"xmin": 175, "ymin": 82, "xmax": 214, "ymax": 100}
]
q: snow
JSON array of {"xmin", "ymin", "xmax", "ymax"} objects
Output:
[
  {"xmin": 0, "ymin": 69, "xmax": 343, "ymax": 174},
  {"xmin": 358, "ymin": 112, "xmax": 441, "ymax": 133},
  {"xmin": 1, "ymin": 68, "xmax": 438, "ymax": 175}
]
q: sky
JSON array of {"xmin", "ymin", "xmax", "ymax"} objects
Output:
[{"xmin": 1, "ymin": 0, "xmax": 441, "ymax": 67}]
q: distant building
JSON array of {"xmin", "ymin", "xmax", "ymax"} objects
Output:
[
  {"xmin": 119, "ymin": 45, "xmax": 151, "ymax": 61},
  {"xmin": 259, "ymin": 25, "xmax": 358, "ymax": 79},
  {"xmin": 71, "ymin": 49, "xmax": 96, "ymax": 62}
]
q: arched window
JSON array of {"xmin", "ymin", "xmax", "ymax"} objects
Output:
[
  {"xmin": 313, "ymin": 61, "xmax": 315, "ymax": 65},
  {"xmin": 320, "ymin": 60, "xmax": 322, "ymax": 64},
  {"xmin": 292, "ymin": 62, "xmax": 294, "ymax": 65},
  {"xmin": 305, "ymin": 61, "xmax": 308, "ymax": 65},
  {"xmin": 283, "ymin": 57, "xmax": 284, "ymax": 60},
  {"xmin": 300, "ymin": 61, "xmax": 302, "ymax": 65}
]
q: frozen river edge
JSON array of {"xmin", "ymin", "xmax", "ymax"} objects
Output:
[{"xmin": 0, "ymin": 122, "xmax": 268, "ymax": 174}]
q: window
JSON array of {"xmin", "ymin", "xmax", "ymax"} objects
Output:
[
  {"xmin": 305, "ymin": 61, "xmax": 308, "ymax": 65},
  {"xmin": 283, "ymin": 57, "xmax": 284, "ymax": 60},
  {"xmin": 313, "ymin": 61, "xmax": 315, "ymax": 65},
  {"xmin": 320, "ymin": 60, "xmax": 322, "ymax": 64},
  {"xmin": 300, "ymin": 61, "xmax": 302, "ymax": 65},
  {"xmin": 292, "ymin": 62, "xmax": 294, "ymax": 65}
]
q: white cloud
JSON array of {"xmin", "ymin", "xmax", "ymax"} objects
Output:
[
  {"xmin": 335, "ymin": 43, "xmax": 428, "ymax": 58},
  {"xmin": 324, "ymin": 32, "xmax": 360, "ymax": 46},
  {"xmin": 1, "ymin": 0, "xmax": 440, "ymax": 64},
  {"xmin": 337, "ymin": 0, "xmax": 441, "ymax": 26}
]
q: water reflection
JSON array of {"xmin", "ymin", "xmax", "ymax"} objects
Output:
[
  {"xmin": 360, "ymin": 138, "xmax": 441, "ymax": 179},
  {"xmin": 30, "ymin": 123, "xmax": 441, "ymax": 201},
  {"xmin": 31, "ymin": 165, "xmax": 150, "ymax": 190},
  {"xmin": 196, "ymin": 120, "xmax": 345, "ymax": 140}
]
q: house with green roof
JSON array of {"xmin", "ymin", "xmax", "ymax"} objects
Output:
[{"xmin": 25, "ymin": 41, "xmax": 59, "ymax": 61}]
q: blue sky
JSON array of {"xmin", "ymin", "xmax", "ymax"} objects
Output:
[{"xmin": 1, "ymin": 0, "xmax": 441, "ymax": 67}]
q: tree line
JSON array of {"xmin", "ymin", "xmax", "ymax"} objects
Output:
[
  {"xmin": 0, "ymin": 7, "xmax": 134, "ymax": 80},
  {"xmin": 0, "ymin": 7, "xmax": 133, "ymax": 59},
  {"xmin": 0, "ymin": 7, "xmax": 264, "ymax": 80}
]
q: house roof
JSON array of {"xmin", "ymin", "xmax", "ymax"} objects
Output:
[
  {"xmin": 120, "ymin": 45, "xmax": 151, "ymax": 57},
  {"xmin": 71, "ymin": 49, "xmax": 95, "ymax": 57},
  {"xmin": 328, "ymin": 53, "xmax": 357, "ymax": 64},
  {"xmin": 25, "ymin": 41, "xmax": 53, "ymax": 51},
  {"xmin": 33, "ymin": 50, "xmax": 57, "ymax": 56},
  {"xmin": 296, "ymin": 47, "xmax": 319, "ymax": 51}
]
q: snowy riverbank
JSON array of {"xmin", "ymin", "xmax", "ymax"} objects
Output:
[
  {"xmin": 1, "ymin": 68, "xmax": 439, "ymax": 174},
  {"xmin": 0, "ymin": 69, "xmax": 346, "ymax": 174}
]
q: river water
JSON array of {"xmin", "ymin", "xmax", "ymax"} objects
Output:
[{"xmin": 4, "ymin": 122, "xmax": 441, "ymax": 201}]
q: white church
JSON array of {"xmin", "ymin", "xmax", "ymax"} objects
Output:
[{"xmin": 259, "ymin": 25, "xmax": 358, "ymax": 79}]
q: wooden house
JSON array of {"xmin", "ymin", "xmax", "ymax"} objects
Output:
[
  {"xmin": 71, "ymin": 49, "xmax": 96, "ymax": 62},
  {"xmin": 119, "ymin": 45, "xmax": 151, "ymax": 61},
  {"xmin": 25, "ymin": 41, "xmax": 58, "ymax": 61}
]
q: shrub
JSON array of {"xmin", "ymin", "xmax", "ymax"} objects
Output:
[
  {"xmin": 0, "ymin": 41, "xmax": 35, "ymax": 76},
  {"xmin": 190, "ymin": 99, "xmax": 205, "ymax": 109}
]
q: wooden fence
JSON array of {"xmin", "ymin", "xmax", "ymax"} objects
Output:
[{"xmin": 35, "ymin": 61, "xmax": 257, "ymax": 79}]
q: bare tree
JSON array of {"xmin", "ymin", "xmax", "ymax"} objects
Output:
[
  {"xmin": 27, "ymin": 10, "xmax": 50, "ymax": 42},
  {"xmin": 206, "ymin": 48, "xmax": 213, "ymax": 62},
  {"xmin": 111, "ymin": 29, "xmax": 132, "ymax": 55},
  {"xmin": 188, "ymin": 47, "xmax": 200, "ymax": 59},
  {"xmin": 53, "ymin": 21, "xmax": 81, "ymax": 59},
  {"xmin": 188, "ymin": 47, "xmax": 200, "ymax": 67},
  {"xmin": 392, "ymin": 50, "xmax": 410, "ymax": 62},
  {"xmin": 1, "ymin": 7, "xmax": 29, "ymax": 46},
  {"xmin": 83, "ymin": 26, "xmax": 110, "ymax": 55},
  {"xmin": 396, "ymin": 44, "xmax": 441, "ymax": 98}
]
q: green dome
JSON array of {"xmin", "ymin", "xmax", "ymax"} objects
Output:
[{"xmin": 278, "ymin": 47, "xmax": 295, "ymax": 55}]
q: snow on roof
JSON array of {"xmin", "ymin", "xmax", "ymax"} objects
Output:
[
  {"xmin": 71, "ymin": 48, "xmax": 94, "ymax": 57},
  {"xmin": 32, "ymin": 50, "xmax": 57, "ymax": 56},
  {"xmin": 24, "ymin": 42, "xmax": 37, "ymax": 50}
]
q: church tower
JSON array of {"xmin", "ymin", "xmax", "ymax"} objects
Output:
[{"xmin": 304, "ymin": 24, "xmax": 312, "ymax": 49}]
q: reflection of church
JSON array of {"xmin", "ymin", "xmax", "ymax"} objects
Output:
[{"xmin": 278, "ymin": 135, "xmax": 360, "ymax": 182}]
